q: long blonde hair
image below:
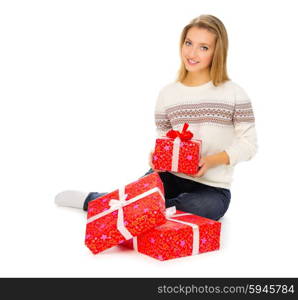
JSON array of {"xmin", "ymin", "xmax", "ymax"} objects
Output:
[{"xmin": 176, "ymin": 14, "xmax": 230, "ymax": 86}]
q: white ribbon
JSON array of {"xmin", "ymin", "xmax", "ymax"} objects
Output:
[
  {"xmin": 133, "ymin": 206, "xmax": 200, "ymax": 255},
  {"xmin": 87, "ymin": 186, "xmax": 165, "ymax": 241},
  {"xmin": 107, "ymin": 186, "xmax": 132, "ymax": 240},
  {"xmin": 171, "ymin": 137, "xmax": 181, "ymax": 172}
]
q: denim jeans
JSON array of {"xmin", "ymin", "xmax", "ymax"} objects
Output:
[{"xmin": 83, "ymin": 169, "xmax": 231, "ymax": 221}]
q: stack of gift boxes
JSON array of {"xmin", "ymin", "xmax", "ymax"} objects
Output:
[{"xmin": 85, "ymin": 123, "xmax": 221, "ymax": 261}]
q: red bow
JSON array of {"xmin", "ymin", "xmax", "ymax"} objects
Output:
[{"xmin": 166, "ymin": 123, "xmax": 193, "ymax": 141}]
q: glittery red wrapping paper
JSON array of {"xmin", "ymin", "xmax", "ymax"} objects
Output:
[
  {"xmin": 85, "ymin": 172, "xmax": 166, "ymax": 254},
  {"xmin": 152, "ymin": 138, "xmax": 201, "ymax": 175},
  {"xmin": 121, "ymin": 210, "xmax": 221, "ymax": 261}
]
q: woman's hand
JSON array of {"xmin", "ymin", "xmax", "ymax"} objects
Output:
[
  {"xmin": 190, "ymin": 156, "xmax": 215, "ymax": 178},
  {"xmin": 148, "ymin": 150, "xmax": 166, "ymax": 173},
  {"xmin": 190, "ymin": 151, "xmax": 230, "ymax": 178}
]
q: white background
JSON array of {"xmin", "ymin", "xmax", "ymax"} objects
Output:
[{"xmin": 1, "ymin": 0, "xmax": 297, "ymax": 277}]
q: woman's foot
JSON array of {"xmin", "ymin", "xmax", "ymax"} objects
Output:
[{"xmin": 54, "ymin": 190, "xmax": 90, "ymax": 209}]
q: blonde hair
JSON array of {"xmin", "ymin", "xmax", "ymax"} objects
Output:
[{"xmin": 176, "ymin": 14, "xmax": 230, "ymax": 86}]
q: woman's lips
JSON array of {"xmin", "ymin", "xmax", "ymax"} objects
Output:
[{"xmin": 187, "ymin": 58, "xmax": 199, "ymax": 66}]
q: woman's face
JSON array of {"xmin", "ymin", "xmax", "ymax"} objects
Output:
[{"xmin": 181, "ymin": 26, "xmax": 216, "ymax": 74}]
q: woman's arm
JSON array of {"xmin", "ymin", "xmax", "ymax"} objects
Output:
[
  {"xmin": 191, "ymin": 151, "xmax": 230, "ymax": 178},
  {"xmin": 192, "ymin": 85, "xmax": 258, "ymax": 178},
  {"xmin": 224, "ymin": 87, "xmax": 258, "ymax": 166}
]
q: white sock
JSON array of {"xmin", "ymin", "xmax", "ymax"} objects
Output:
[{"xmin": 54, "ymin": 190, "xmax": 90, "ymax": 209}]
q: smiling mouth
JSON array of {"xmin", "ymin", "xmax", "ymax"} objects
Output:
[{"xmin": 187, "ymin": 58, "xmax": 199, "ymax": 65}]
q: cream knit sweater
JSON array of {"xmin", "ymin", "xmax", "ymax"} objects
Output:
[{"xmin": 154, "ymin": 79, "xmax": 258, "ymax": 189}]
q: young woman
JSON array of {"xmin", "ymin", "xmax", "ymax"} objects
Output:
[{"xmin": 55, "ymin": 14, "xmax": 257, "ymax": 221}]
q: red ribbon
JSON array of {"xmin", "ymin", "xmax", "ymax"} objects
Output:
[{"xmin": 166, "ymin": 123, "xmax": 193, "ymax": 141}]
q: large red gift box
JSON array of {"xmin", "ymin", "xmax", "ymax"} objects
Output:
[
  {"xmin": 85, "ymin": 172, "xmax": 166, "ymax": 254},
  {"xmin": 152, "ymin": 123, "xmax": 201, "ymax": 175},
  {"xmin": 120, "ymin": 207, "xmax": 221, "ymax": 261}
]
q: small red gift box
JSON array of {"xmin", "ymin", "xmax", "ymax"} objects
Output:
[
  {"xmin": 152, "ymin": 123, "xmax": 201, "ymax": 175},
  {"xmin": 85, "ymin": 172, "xmax": 166, "ymax": 254},
  {"xmin": 120, "ymin": 207, "xmax": 221, "ymax": 261}
]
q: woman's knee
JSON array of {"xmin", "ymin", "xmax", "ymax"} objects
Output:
[
  {"xmin": 173, "ymin": 192, "xmax": 229, "ymax": 220},
  {"xmin": 201, "ymin": 189, "xmax": 231, "ymax": 220}
]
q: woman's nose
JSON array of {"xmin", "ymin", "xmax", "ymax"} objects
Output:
[{"xmin": 188, "ymin": 47, "xmax": 199, "ymax": 58}]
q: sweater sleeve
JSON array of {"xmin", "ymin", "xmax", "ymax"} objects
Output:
[
  {"xmin": 224, "ymin": 85, "xmax": 258, "ymax": 166},
  {"xmin": 154, "ymin": 89, "xmax": 172, "ymax": 138}
]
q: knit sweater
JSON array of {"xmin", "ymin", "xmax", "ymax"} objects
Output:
[{"xmin": 154, "ymin": 79, "xmax": 257, "ymax": 189}]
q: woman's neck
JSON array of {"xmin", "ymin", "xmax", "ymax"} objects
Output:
[{"xmin": 182, "ymin": 71, "xmax": 211, "ymax": 86}]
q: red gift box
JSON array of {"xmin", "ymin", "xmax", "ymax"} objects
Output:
[
  {"xmin": 152, "ymin": 123, "xmax": 201, "ymax": 175},
  {"xmin": 121, "ymin": 207, "xmax": 221, "ymax": 261},
  {"xmin": 85, "ymin": 172, "xmax": 166, "ymax": 254}
]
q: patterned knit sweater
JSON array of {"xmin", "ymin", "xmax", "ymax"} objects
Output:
[{"xmin": 154, "ymin": 79, "xmax": 257, "ymax": 189}]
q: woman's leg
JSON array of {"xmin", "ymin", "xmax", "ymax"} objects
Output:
[
  {"xmin": 55, "ymin": 169, "xmax": 230, "ymax": 220},
  {"xmin": 55, "ymin": 169, "xmax": 162, "ymax": 210},
  {"xmin": 82, "ymin": 179, "xmax": 231, "ymax": 220},
  {"xmin": 142, "ymin": 169, "xmax": 182, "ymax": 201},
  {"xmin": 166, "ymin": 182, "xmax": 231, "ymax": 221},
  {"xmin": 84, "ymin": 169, "xmax": 183, "ymax": 210},
  {"xmin": 141, "ymin": 169, "xmax": 231, "ymax": 218}
]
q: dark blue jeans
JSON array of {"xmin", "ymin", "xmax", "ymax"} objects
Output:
[{"xmin": 83, "ymin": 169, "xmax": 231, "ymax": 221}]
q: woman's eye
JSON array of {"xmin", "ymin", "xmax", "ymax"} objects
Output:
[{"xmin": 185, "ymin": 41, "xmax": 208, "ymax": 51}]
